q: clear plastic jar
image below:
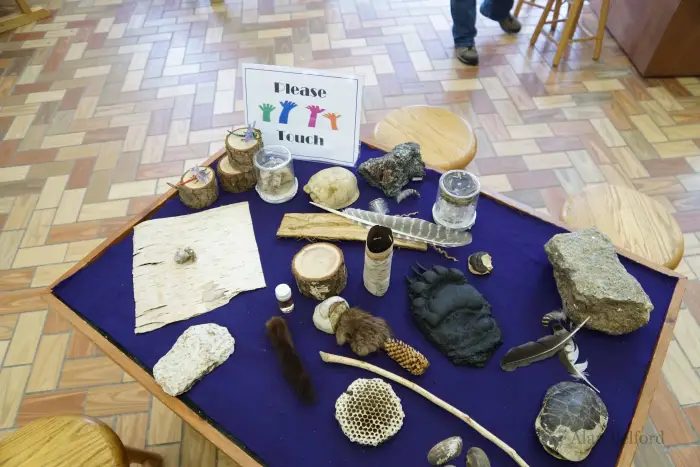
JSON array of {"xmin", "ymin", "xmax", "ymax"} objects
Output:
[
  {"xmin": 253, "ymin": 145, "xmax": 298, "ymax": 203},
  {"xmin": 432, "ymin": 170, "xmax": 480, "ymax": 230}
]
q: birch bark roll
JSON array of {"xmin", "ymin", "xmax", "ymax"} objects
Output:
[{"xmin": 363, "ymin": 225, "xmax": 394, "ymax": 297}]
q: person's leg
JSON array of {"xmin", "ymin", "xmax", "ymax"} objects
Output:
[
  {"xmin": 480, "ymin": 0, "xmax": 521, "ymax": 33},
  {"xmin": 451, "ymin": 0, "xmax": 480, "ymax": 65},
  {"xmin": 451, "ymin": 0, "xmax": 477, "ymax": 47},
  {"xmin": 479, "ymin": 0, "xmax": 514, "ymax": 21}
]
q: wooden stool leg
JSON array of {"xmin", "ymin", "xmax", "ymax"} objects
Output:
[
  {"xmin": 126, "ymin": 446, "xmax": 163, "ymax": 467},
  {"xmin": 513, "ymin": 0, "xmax": 525, "ymax": 17},
  {"xmin": 550, "ymin": 0, "xmax": 563, "ymax": 32},
  {"xmin": 530, "ymin": 0, "xmax": 556, "ymax": 46},
  {"xmin": 593, "ymin": 0, "xmax": 610, "ymax": 60},
  {"xmin": 552, "ymin": 0, "xmax": 582, "ymax": 66}
]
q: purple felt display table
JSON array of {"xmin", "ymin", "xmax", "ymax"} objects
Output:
[{"xmin": 49, "ymin": 143, "xmax": 685, "ymax": 467}]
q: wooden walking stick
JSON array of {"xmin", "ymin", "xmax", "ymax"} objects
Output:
[{"xmin": 319, "ymin": 351, "xmax": 531, "ymax": 467}]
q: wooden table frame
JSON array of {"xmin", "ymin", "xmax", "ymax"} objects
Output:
[{"xmin": 35, "ymin": 140, "xmax": 686, "ymax": 467}]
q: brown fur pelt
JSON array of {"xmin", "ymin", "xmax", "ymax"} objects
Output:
[
  {"xmin": 335, "ymin": 307, "xmax": 393, "ymax": 357},
  {"xmin": 265, "ymin": 316, "xmax": 315, "ymax": 404}
]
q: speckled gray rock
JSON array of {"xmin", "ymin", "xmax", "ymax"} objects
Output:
[
  {"xmin": 153, "ymin": 323, "xmax": 235, "ymax": 396},
  {"xmin": 466, "ymin": 447, "xmax": 490, "ymax": 467},
  {"xmin": 544, "ymin": 227, "xmax": 653, "ymax": 335},
  {"xmin": 427, "ymin": 436, "xmax": 463, "ymax": 465},
  {"xmin": 535, "ymin": 381, "xmax": 608, "ymax": 461},
  {"xmin": 357, "ymin": 142, "xmax": 425, "ymax": 197}
]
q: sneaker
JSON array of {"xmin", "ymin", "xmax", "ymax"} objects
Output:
[
  {"xmin": 499, "ymin": 14, "xmax": 522, "ymax": 34},
  {"xmin": 456, "ymin": 46, "xmax": 479, "ymax": 66}
]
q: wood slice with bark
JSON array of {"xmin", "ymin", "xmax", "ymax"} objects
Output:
[
  {"xmin": 217, "ymin": 155, "xmax": 256, "ymax": 193},
  {"xmin": 171, "ymin": 167, "xmax": 219, "ymax": 209},
  {"xmin": 226, "ymin": 126, "xmax": 262, "ymax": 170},
  {"xmin": 277, "ymin": 213, "xmax": 427, "ymax": 251},
  {"xmin": 292, "ymin": 243, "xmax": 347, "ymax": 301}
]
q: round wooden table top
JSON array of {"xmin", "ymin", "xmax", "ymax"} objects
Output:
[
  {"xmin": 0, "ymin": 415, "xmax": 129, "ymax": 467},
  {"xmin": 561, "ymin": 184, "xmax": 684, "ymax": 270},
  {"xmin": 373, "ymin": 105, "xmax": 478, "ymax": 172}
]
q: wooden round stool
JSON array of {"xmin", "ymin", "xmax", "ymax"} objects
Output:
[
  {"xmin": 0, "ymin": 415, "xmax": 163, "ymax": 467},
  {"xmin": 373, "ymin": 105, "xmax": 478, "ymax": 172},
  {"xmin": 561, "ymin": 184, "xmax": 684, "ymax": 270}
]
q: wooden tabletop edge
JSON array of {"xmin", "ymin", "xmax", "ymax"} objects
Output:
[{"xmin": 40, "ymin": 292, "xmax": 263, "ymax": 467}]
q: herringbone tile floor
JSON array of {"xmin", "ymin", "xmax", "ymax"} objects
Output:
[{"xmin": 0, "ymin": 0, "xmax": 699, "ymax": 465}]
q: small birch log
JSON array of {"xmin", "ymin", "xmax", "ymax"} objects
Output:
[
  {"xmin": 217, "ymin": 155, "xmax": 256, "ymax": 193},
  {"xmin": 171, "ymin": 167, "xmax": 218, "ymax": 209},
  {"xmin": 319, "ymin": 351, "xmax": 531, "ymax": 467},
  {"xmin": 277, "ymin": 213, "xmax": 427, "ymax": 251},
  {"xmin": 226, "ymin": 126, "xmax": 262, "ymax": 170},
  {"xmin": 292, "ymin": 243, "xmax": 347, "ymax": 301},
  {"xmin": 363, "ymin": 225, "xmax": 393, "ymax": 297}
]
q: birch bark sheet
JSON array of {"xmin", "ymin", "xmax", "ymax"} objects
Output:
[{"xmin": 132, "ymin": 202, "xmax": 266, "ymax": 333}]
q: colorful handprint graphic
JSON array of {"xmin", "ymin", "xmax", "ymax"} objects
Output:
[
  {"xmin": 323, "ymin": 112, "xmax": 341, "ymax": 131},
  {"xmin": 259, "ymin": 103, "xmax": 275, "ymax": 122},
  {"xmin": 306, "ymin": 105, "xmax": 326, "ymax": 128},
  {"xmin": 279, "ymin": 100, "xmax": 298, "ymax": 124}
]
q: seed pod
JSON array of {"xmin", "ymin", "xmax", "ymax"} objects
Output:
[
  {"xmin": 468, "ymin": 251, "xmax": 493, "ymax": 275},
  {"xmin": 383, "ymin": 338, "xmax": 429, "ymax": 376}
]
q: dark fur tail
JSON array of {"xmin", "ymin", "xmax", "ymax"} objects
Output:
[{"xmin": 265, "ymin": 317, "xmax": 315, "ymax": 404}]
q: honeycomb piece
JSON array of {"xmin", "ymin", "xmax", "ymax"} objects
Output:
[{"xmin": 334, "ymin": 378, "xmax": 405, "ymax": 446}]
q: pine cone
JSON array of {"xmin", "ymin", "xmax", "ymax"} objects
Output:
[{"xmin": 383, "ymin": 338, "xmax": 429, "ymax": 376}]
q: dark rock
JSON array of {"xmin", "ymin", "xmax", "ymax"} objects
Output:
[
  {"xmin": 544, "ymin": 227, "xmax": 653, "ymax": 335},
  {"xmin": 407, "ymin": 264, "xmax": 502, "ymax": 367},
  {"xmin": 358, "ymin": 142, "xmax": 425, "ymax": 197},
  {"xmin": 535, "ymin": 381, "xmax": 608, "ymax": 461},
  {"xmin": 466, "ymin": 447, "xmax": 491, "ymax": 467},
  {"xmin": 427, "ymin": 436, "xmax": 463, "ymax": 466}
]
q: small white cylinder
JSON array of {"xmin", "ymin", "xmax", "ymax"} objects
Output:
[{"xmin": 363, "ymin": 225, "xmax": 394, "ymax": 297}]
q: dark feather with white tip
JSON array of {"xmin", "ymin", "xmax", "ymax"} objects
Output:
[{"xmin": 500, "ymin": 317, "xmax": 590, "ymax": 371}]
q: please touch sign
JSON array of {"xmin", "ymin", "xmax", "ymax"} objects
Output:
[{"xmin": 242, "ymin": 63, "xmax": 363, "ymax": 167}]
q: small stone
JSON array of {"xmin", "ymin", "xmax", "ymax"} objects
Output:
[
  {"xmin": 427, "ymin": 436, "xmax": 463, "ymax": 466},
  {"xmin": 153, "ymin": 323, "xmax": 235, "ymax": 396},
  {"xmin": 358, "ymin": 142, "xmax": 425, "ymax": 197},
  {"xmin": 174, "ymin": 247, "xmax": 196, "ymax": 264},
  {"xmin": 466, "ymin": 447, "xmax": 490, "ymax": 467},
  {"xmin": 544, "ymin": 227, "xmax": 653, "ymax": 335}
]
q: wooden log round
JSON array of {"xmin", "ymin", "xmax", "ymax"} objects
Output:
[
  {"xmin": 292, "ymin": 243, "xmax": 347, "ymax": 301},
  {"xmin": 225, "ymin": 126, "xmax": 263, "ymax": 170},
  {"xmin": 217, "ymin": 155, "xmax": 256, "ymax": 193},
  {"xmin": 173, "ymin": 167, "xmax": 218, "ymax": 209}
]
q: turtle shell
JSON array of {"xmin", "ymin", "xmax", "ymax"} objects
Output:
[
  {"xmin": 535, "ymin": 381, "xmax": 608, "ymax": 462},
  {"xmin": 303, "ymin": 167, "xmax": 359, "ymax": 209}
]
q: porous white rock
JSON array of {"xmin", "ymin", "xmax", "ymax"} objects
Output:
[
  {"xmin": 313, "ymin": 296, "xmax": 349, "ymax": 334},
  {"xmin": 153, "ymin": 323, "xmax": 235, "ymax": 396}
]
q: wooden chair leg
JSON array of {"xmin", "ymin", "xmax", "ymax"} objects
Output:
[
  {"xmin": 126, "ymin": 446, "xmax": 163, "ymax": 467},
  {"xmin": 593, "ymin": 0, "xmax": 610, "ymax": 60},
  {"xmin": 530, "ymin": 0, "xmax": 556, "ymax": 47},
  {"xmin": 514, "ymin": 0, "xmax": 527, "ymax": 17},
  {"xmin": 552, "ymin": 0, "xmax": 582, "ymax": 66},
  {"xmin": 550, "ymin": 0, "xmax": 563, "ymax": 32}
]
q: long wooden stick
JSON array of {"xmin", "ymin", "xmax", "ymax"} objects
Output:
[{"xmin": 319, "ymin": 351, "xmax": 531, "ymax": 467}]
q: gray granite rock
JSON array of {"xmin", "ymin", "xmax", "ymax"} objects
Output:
[
  {"xmin": 357, "ymin": 142, "xmax": 425, "ymax": 197},
  {"xmin": 153, "ymin": 323, "xmax": 235, "ymax": 396},
  {"xmin": 544, "ymin": 227, "xmax": 653, "ymax": 335}
]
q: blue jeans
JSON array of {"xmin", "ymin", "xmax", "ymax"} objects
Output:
[{"xmin": 451, "ymin": 0, "xmax": 515, "ymax": 47}]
